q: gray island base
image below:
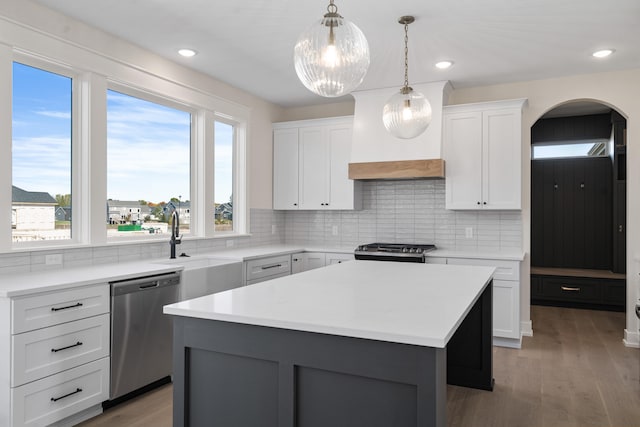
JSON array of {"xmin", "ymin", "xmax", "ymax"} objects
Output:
[{"xmin": 166, "ymin": 262, "xmax": 495, "ymax": 427}]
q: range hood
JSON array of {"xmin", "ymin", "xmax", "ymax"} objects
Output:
[{"xmin": 349, "ymin": 81, "xmax": 451, "ymax": 180}]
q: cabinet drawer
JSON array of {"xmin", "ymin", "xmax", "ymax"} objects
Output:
[
  {"xmin": 12, "ymin": 357, "xmax": 109, "ymax": 427},
  {"xmin": 325, "ymin": 253, "xmax": 354, "ymax": 265},
  {"xmin": 12, "ymin": 314, "xmax": 110, "ymax": 387},
  {"xmin": 12, "ymin": 285, "xmax": 110, "ymax": 334},
  {"xmin": 539, "ymin": 277, "xmax": 601, "ymax": 302},
  {"xmin": 245, "ymin": 255, "xmax": 291, "ymax": 283},
  {"xmin": 446, "ymin": 258, "xmax": 519, "ymax": 281}
]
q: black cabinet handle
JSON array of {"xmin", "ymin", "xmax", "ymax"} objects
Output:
[
  {"xmin": 477, "ymin": 201, "xmax": 481, "ymax": 205},
  {"xmin": 51, "ymin": 302, "xmax": 83, "ymax": 312},
  {"xmin": 51, "ymin": 388, "xmax": 82, "ymax": 402},
  {"xmin": 483, "ymin": 202, "xmax": 487, "ymax": 205},
  {"xmin": 293, "ymin": 203, "xmax": 297, "ymax": 206},
  {"xmin": 51, "ymin": 341, "xmax": 83, "ymax": 353},
  {"xmin": 261, "ymin": 264, "xmax": 282, "ymax": 270}
]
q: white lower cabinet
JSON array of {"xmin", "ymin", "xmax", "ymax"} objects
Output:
[
  {"xmin": 325, "ymin": 253, "xmax": 354, "ymax": 265},
  {"xmin": 445, "ymin": 257, "xmax": 521, "ymax": 346},
  {"xmin": 245, "ymin": 255, "xmax": 292, "ymax": 285},
  {"xmin": 3, "ymin": 283, "xmax": 111, "ymax": 427},
  {"xmin": 12, "ymin": 314, "xmax": 110, "ymax": 387},
  {"xmin": 12, "ymin": 357, "xmax": 109, "ymax": 427}
]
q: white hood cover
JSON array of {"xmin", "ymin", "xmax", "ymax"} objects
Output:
[{"xmin": 350, "ymin": 81, "xmax": 452, "ymax": 163}]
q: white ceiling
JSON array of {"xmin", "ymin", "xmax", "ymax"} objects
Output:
[{"xmin": 33, "ymin": 0, "xmax": 640, "ymax": 108}]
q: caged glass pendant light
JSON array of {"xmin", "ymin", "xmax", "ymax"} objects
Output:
[
  {"xmin": 294, "ymin": 0, "xmax": 370, "ymax": 98},
  {"xmin": 383, "ymin": 16, "xmax": 432, "ymax": 139}
]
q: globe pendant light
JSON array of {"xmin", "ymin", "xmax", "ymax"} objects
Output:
[
  {"xmin": 294, "ymin": 0, "xmax": 370, "ymax": 98},
  {"xmin": 382, "ymin": 16, "xmax": 432, "ymax": 139}
]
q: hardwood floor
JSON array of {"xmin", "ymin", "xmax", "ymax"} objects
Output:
[{"xmin": 79, "ymin": 306, "xmax": 640, "ymax": 427}]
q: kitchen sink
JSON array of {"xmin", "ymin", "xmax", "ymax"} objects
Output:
[{"xmin": 152, "ymin": 255, "xmax": 243, "ymax": 301}]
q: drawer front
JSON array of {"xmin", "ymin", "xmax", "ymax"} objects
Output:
[
  {"xmin": 325, "ymin": 253, "xmax": 355, "ymax": 265},
  {"xmin": 540, "ymin": 277, "xmax": 601, "ymax": 302},
  {"xmin": 12, "ymin": 357, "xmax": 109, "ymax": 427},
  {"xmin": 446, "ymin": 258, "xmax": 520, "ymax": 281},
  {"xmin": 13, "ymin": 285, "xmax": 110, "ymax": 334},
  {"xmin": 245, "ymin": 255, "xmax": 291, "ymax": 282},
  {"xmin": 12, "ymin": 314, "xmax": 110, "ymax": 387}
]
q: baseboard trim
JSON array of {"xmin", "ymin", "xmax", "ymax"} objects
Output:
[
  {"xmin": 520, "ymin": 320, "xmax": 533, "ymax": 337},
  {"xmin": 623, "ymin": 329, "xmax": 639, "ymax": 348},
  {"xmin": 493, "ymin": 336, "xmax": 522, "ymax": 349}
]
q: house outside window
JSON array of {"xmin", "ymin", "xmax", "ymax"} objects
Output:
[{"xmin": 106, "ymin": 88, "xmax": 192, "ymax": 239}]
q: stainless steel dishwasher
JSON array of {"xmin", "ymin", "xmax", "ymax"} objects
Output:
[{"xmin": 110, "ymin": 272, "xmax": 180, "ymax": 400}]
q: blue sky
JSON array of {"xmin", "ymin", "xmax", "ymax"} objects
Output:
[{"xmin": 12, "ymin": 62, "xmax": 233, "ymax": 205}]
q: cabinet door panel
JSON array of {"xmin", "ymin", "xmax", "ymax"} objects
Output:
[
  {"xmin": 299, "ymin": 127, "xmax": 329, "ymax": 210},
  {"xmin": 444, "ymin": 111, "xmax": 483, "ymax": 209},
  {"xmin": 327, "ymin": 125, "xmax": 355, "ymax": 209},
  {"xmin": 492, "ymin": 280, "xmax": 519, "ymax": 339},
  {"xmin": 273, "ymin": 129, "xmax": 299, "ymax": 209},
  {"xmin": 483, "ymin": 108, "xmax": 521, "ymax": 209}
]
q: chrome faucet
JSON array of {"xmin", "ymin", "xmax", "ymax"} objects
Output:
[{"xmin": 169, "ymin": 209, "xmax": 181, "ymax": 259}]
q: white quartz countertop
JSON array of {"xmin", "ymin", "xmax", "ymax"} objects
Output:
[
  {"xmin": 0, "ymin": 261, "xmax": 185, "ymax": 298},
  {"xmin": 164, "ymin": 261, "xmax": 495, "ymax": 348}
]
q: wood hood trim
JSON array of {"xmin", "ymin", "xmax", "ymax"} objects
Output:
[{"xmin": 348, "ymin": 159, "xmax": 445, "ymax": 180}]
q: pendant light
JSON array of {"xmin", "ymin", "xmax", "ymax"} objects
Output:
[
  {"xmin": 382, "ymin": 16, "xmax": 432, "ymax": 139},
  {"xmin": 294, "ymin": 0, "xmax": 370, "ymax": 98}
]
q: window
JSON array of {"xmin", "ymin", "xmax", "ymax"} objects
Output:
[
  {"xmin": 106, "ymin": 89, "xmax": 191, "ymax": 239},
  {"xmin": 214, "ymin": 121, "xmax": 235, "ymax": 232},
  {"xmin": 12, "ymin": 62, "xmax": 73, "ymax": 243},
  {"xmin": 532, "ymin": 141, "xmax": 609, "ymax": 159}
]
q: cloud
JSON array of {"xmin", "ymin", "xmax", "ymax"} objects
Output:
[{"xmin": 35, "ymin": 110, "xmax": 72, "ymax": 119}]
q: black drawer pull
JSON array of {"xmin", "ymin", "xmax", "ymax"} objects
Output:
[
  {"xmin": 51, "ymin": 341, "xmax": 83, "ymax": 353},
  {"xmin": 261, "ymin": 264, "xmax": 282, "ymax": 270},
  {"xmin": 51, "ymin": 387, "xmax": 82, "ymax": 402},
  {"xmin": 51, "ymin": 302, "xmax": 83, "ymax": 312},
  {"xmin": 561, "ymin": 286, "xmax": 581, "ymax": 292}
]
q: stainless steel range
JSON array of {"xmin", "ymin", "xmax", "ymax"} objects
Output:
[{"xmin": 354, "ymin": 243, "xmax": 436, "ymax": 263}]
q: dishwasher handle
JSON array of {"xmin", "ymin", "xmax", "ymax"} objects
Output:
[{"xmin": 110, "ymin": 272, "xmax": 180, "ymax": 296}]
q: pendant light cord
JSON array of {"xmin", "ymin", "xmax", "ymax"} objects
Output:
[{"xmin": 403, "ymin": 22, "xmax": 409, "ymax": 89}]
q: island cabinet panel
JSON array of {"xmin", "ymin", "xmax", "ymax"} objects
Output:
[{"xmin": 172, "ymin": 317, "xmax": 448, "ymax": 427}]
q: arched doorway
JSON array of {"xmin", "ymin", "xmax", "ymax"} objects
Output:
[{"xmin": 529, "ymin": 100, "xmax": 627, "ymax": 315}]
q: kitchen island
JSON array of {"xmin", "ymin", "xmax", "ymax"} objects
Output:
[{"xmin": 164, "ymin": 261, "xmax": 495, "ymax": 427}]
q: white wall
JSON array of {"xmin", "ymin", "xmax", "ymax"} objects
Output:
[{"xmin": 449, "ymin": 68, "xmax": 640, "ymax": 346}]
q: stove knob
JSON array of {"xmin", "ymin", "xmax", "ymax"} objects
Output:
[
  {"xmin": 417, "ymin": 248, "xmax": 423, "ymax": 254},
  {"xmin": 402, "ymin": 247, "xmax": 408, "ymax": 253}
]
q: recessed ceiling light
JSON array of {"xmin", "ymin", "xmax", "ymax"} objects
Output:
[
  {"xmin": 178, "ymin": 49, "xmax": 197, "ymax": 58},
  {"xmin": 435, "ymin": 61, "xmax": 453, "ymax": 69},
  {"xmin": 592, "ymin": 49, "xmax": 614, "ymax": 58}
]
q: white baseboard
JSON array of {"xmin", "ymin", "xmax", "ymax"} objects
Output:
[
  {"xmin": 520, "ymin": 320, "xmax": 533, "ymax": 337},
  {"xmin": 493, "ymin": 336, "xmax": 521, "ymax": 349},
  {"xmin": 623, "ymin": 329, "xmax": 639, "ymax": 348}
]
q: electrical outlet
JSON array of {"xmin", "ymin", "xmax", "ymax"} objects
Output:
[
  {"xmin": 465, "ymin": 227, "xmax": 473, "ymax": 239},
  {"xmin": 45, "ymin": 253, "xmax": 63, "ymax": 265},
  {"xmin": 332, "ymin": 225, "xmax": 339, "ymax": 236},
  {"xmin": 226, "ymin": 240, "xmax": 234, "ymax": 247}
]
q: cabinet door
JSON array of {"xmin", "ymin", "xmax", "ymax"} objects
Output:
[
  {"xmin": 273, "ymin": 128, "xmax": 299, "ymax": 209},
  {"xmin": 492, "ymin": 279, "xmax": 520, "ymax": 339},
  {"xmin": 444, "ymin": 111, "xmax": 483, "ymax": 209},
  {"xmin": 326, "ymin": 253, "xmax": 354, "ymax": 265},
  {"xmin": 483, "ymin": 108, "xmax": 522, "ymax": 209},
  {"xmin": 327, "ymin": 123, "xmax": 356, "ymax": 209},
  {"xmin": 303, "ymin": 252, "xmax": 326, "ymax": 271},
  {"xmin": 291, "ymin": 253, "xmax": 305, "ymax": 274},
  {"xmin": 299, "ymin": 127, "xmax": 330, "ymax": 209}
]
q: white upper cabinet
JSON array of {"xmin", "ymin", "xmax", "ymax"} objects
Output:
[
  {"xmin": 273, "ymin": 117, "xmax": 362, "ymax": 210},
  {"xmin": 443, "ymin": 99, "xmax": 527, "ymax": 210}
]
